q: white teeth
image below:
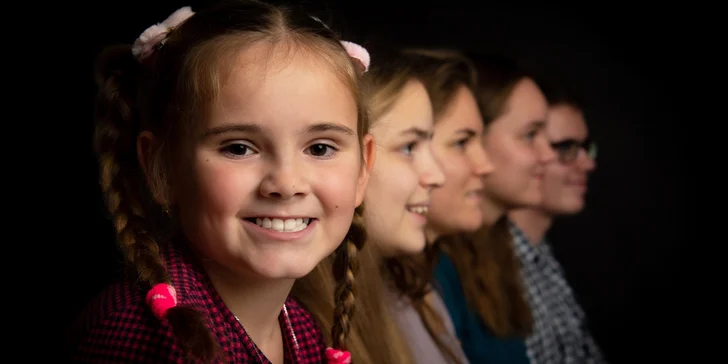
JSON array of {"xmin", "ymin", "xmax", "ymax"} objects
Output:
[
  {"xmin": 408, "ymin": 206, "xmax": 428, "ymax": 215},
  {"xmin": 254, "ymin": 217, "xmax": 310, "ymax": 232}
]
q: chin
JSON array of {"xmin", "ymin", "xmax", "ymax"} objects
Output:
[
  {"xmin": 562, "ymin": 201, "xmax": 585, "ymax": 215},
  {"xmin": 547, "ymin": 198, "xmax": 584, "ymax": 216},
  {"xmin": 246, "ymin": 254, "xmax": 321, "ymax": 280},
  {"xmin": 510, "ymin": 197, "xmax": 540, "ymax": 210},
  {"xmin": 254, "ymin": 265, "xmax": 317, "ymax": 280},
  {"xmin": 401, "ymin": 239, "xmax": 427, "ymax": 255},
  {"xmin": 460, "ymin": 216, "xmax": 483, "ymax": 233},
  {"xmin": 388, "ymin": 231, "xmax": 427, "ymax": 256}
]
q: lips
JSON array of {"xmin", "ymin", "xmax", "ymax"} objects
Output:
[
  {"xmin": 466, "ymin": 188, "xmax": 484, "ymax": 199},
  {"xmin": 569, "ymin": 176, "xmax": 588, "ymax": 185}
]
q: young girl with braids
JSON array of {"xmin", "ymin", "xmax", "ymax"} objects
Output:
[
  {"xmin": 292, "ymin": 46, "xmax": 482, "ymax": 364},
  {"xmin": 65, "ymin": 1, "xmax": 375, "ymax": 363}
]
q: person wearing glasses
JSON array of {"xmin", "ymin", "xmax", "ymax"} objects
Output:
[{"xmin": 508, "ymin": 76, "xmax": 606, "ymax": 364}]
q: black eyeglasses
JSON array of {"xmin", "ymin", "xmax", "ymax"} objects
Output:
[{"xmin": 550, "ymin": 138, "xmax": 597, "ymax": 164}]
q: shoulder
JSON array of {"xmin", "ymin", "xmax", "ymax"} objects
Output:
[
  {"xmin": 285, "ymin": 296, "xmax": 325, "ymax": 362},
  {"xmin": 66, "ymin": 279, "xmax": 185, "ymax": 363}
]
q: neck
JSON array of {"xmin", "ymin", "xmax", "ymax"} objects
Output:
[
  {"xmin": 481, "ymin": 195, "xmax": 506, "ymax": 226},
  {"xmin": 202, "ymin": 260, "xmax": 294, "ymax": 348},
  {"xmin": 425, "ymin": 226, "xmax": 441, "ymax": 244},
  {"xmin": 507, "ymin": 208, "xmax": 553, "ymax": 245}
]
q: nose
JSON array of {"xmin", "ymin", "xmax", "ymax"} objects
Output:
[
  {"xmin": 259, "ymin": 158, "xmax": 310, "ymax": 199},
  {"xmin": 536, "ymin": 135, "xmax": 557, "ymax": 163},
  {"xmin": 419, "ymin": 147, "xmax": 446, "ymax": 189},
  {"xmin": 472, "ymin": 143, "xmax": 495, "ymax": 176},
  {"xmin": 578, "ymin": 150, "xmax": 597, "ymax": 172}
]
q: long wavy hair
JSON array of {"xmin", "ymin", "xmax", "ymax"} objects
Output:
[{"xmin": 439, "ymin": 52, "xmax": 537, "ymax": 339}]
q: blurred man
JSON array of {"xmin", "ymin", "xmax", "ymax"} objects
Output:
[{"xmin": 508, "ymin": 78, "xmax": 605, "ymax": 364}]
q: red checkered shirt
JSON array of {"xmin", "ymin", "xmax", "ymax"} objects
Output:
[{"xmin": 66, "ymin": 243, "xmax": 326, "ymax": 363}]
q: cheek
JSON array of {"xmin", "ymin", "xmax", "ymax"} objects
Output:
[
  {"xmin": 184, "ymin": 159, "xmax": 247, "ymax": 215},
  {"xmin": 370, "ymin": 161, "xmax": 410, "ymax": 202},
  {"xmin": 485, "ymin": 140, "xmax": 511, "ymax": 169},
  {"xmin": 316, "ymin": 163, "xmax": 360, "ymax": 211},
  {"xmin": 448, "ymin": 158, "xmax": 470, "ymax": 187},
  {"xmin": 544, "ymin": 167, "xmax": 569, "ymax": 187},
  {"xmin": 542, "ymin": 170, "xmax": 560, "ymax": 187},
  {"xmin": 397, "ymin": 163, "xmax": 420, "ymax": 197},
  {"xmin": 438, "ymin": 153, "xmax": 467, "ymax": 188},
  {"xmin": 364, "ymin": 169, "xmax": 391, "ymax": 217},
  {"xmin": 508, "ymin": 146, "xmax": 539, "ymax": 176},
  {"xmin": 431, "ymin": 161, "xmax": 463, "ymax": 206},
  {"xmin": 541, "ymin": 175, "xmax": 563, "ymax": 199}
]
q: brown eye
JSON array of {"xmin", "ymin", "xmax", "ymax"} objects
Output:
[
  {"xmin": 221, "ymin": 142, "xmax": 255, "ymax": 158},
  {"xmin": 306, "ymin": 143, "xmax": 336, "ymax": 158},
  {"xmin": 225, "ymin": 144, "xmax": 249, "ymax": 155}
]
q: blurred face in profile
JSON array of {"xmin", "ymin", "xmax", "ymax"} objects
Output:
[
  {"xmin": 540, "ymin": 103, "xmax": 596, "ymax": 214},
  {"xmin": 363, "ymin": 80, "xmax": 445, "ymax": 256},
  {"xmin": 426, "ymin": 85, "xmax": 494, "ymax": 238},
  {"xmin": 481, "ymin": 77, "xmax": 556, "ymax": 212}
]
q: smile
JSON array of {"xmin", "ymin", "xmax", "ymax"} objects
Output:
[
  {"xmin": 244, "ymin": 217, "xmax": 313, "ymax": 233},
  {"xmin": 406, "ymin": 206, "xmax": 429, "ymax": 216}
]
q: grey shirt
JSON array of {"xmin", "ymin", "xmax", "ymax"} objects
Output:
[{"xmin": 386, "ymin": 286, "xmax": 470, "ymax": 364}]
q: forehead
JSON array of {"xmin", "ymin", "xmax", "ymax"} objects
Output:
[
  {"xmin": 435, "ymin": 85, "xmax": 482, "ymax": 135},
  {"xmin": 210, "ymin": 40, "xmax": 356, "ymax": 129},
  {"xmin": 372, "ymin": 80, "xmax": 433, "ymax": 139},
  {"xmin": 546, "ymin": 104, "xmax": 588, "ymax": 140},
  {"xmin": 492, "ymin": 78, "xmax": 548, "ymax": 131}
]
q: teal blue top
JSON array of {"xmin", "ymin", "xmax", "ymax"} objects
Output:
[{"xmin": 433, "ymin": 251, "xmax": 530, "ymax": 364}]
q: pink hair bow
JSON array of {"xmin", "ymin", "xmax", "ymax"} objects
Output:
[
  {"xmin": 340, "ymin": 41, "xmax": 370, "ymax": 73},
  {"xmin": 310, "ymin": 17, "xmax": 370, "ymax": 73},
  {"xmin": 132, "ymin": 6, "xmax": 195, "ymax": 61},
  {"xmin": 325, "ymin": 347, "xmax": 352, "ymax": 364}
]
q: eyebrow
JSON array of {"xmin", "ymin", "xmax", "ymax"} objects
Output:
[
  {"xmin": 202, "ymin": 122, "xmax": 355, "ymax": 139},
  {"xmin": 528, "ymin": 120, "xmax": 547, "ymax": 130},
  {"xmin": 203, "ymin": 124, "xmax": 262, "ymax": 139},
  {"xmin": 551, "ymin": 136, "xmax": 590, "ymax": 144},
  {"xmin": 305, "ymin": 122, "xmax": 356, "ymax": 136},
  {"xmin": 400, "ymin": 127, "xmax": 433, "ymax": 139},
  {"xmin": 454, "ymin": 128, "xmax": 477, "ymax": 138}
]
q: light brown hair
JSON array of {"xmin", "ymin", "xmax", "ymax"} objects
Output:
[{"xmin": 92, "ymin": 0, "xmax": 369, "ymax": 361}]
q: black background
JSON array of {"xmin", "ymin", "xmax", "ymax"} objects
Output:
[{"xmin": 38, "ymin": 1, "xmax": 691, "ymax": 362}]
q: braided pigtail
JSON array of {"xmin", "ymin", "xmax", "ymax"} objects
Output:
[
  {"xmin": 326, "ymin": 206, "xmax": 366, "ymax": 363},
  {"xmin": 93, "ymin": 45, "xmax": 220, "ymax": 362}
]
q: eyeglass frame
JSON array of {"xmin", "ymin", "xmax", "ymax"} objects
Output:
[{"xmin": 549, "ymin": 138, "xmax": 597, "ymax": 164}]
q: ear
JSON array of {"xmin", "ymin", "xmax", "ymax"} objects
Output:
[
  {"xmin": 355, "ymin": 133, "xmax": 376, "ymax": 207},
  {"xmin": 137, "ymin": 131, "xmax": 171, "ymax": 205}
]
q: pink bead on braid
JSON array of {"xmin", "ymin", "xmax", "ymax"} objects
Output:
[
  {"xmin": 325, "ymin": 347, "xmax": 352, "ymax": 364},
  {"xmin": 145, "ymin": 283, "xmax": 178, "ymax": 319}
]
